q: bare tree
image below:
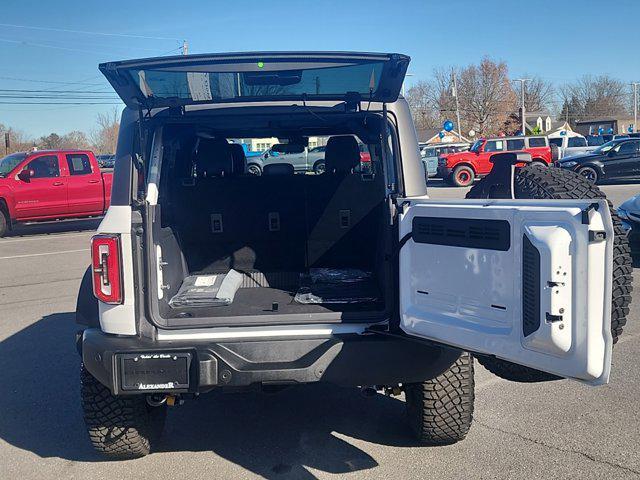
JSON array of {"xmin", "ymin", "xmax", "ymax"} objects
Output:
[
  {"xmin": 0, "ymin": 124, "xmax": 34, "ymax": 154},
  {"xmin": 60, "ymin": 131, "xmax": 91, "ymax": 150},
  {"xmin": 456, "ymin": 57, "xmax": 517, "ymax": 136},
  {"xmin": 91, "ymin": 107, "xmax": 121, "ymax": 154},
  {"xmin": 406, "ymin": 80, "xmax": 438, "ymax": 131},
  {"xmin": 431, "ymin": 68, "xmax": 458, "ymax": 128},
  {"xmin": 559, "ymin": 75, "xmax": 630, "ymax": 124},
  {"xmin": 513, "ymin": 76, "xmax": 555, "ymax": 113}
]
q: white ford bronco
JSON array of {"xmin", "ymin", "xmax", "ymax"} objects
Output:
[{"xmin": 76, "ymin": 52, "xmax": 632, "ymax": 459}]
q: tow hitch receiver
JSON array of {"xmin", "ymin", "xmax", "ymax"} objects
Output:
[{"xmin": 119, "ymin": 352, "xmax": 192, "ymax": 392}]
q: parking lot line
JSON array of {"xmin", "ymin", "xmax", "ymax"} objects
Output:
[
  {"xmin": 0, "ymin": 232, "xmax": 93, "ymax": 244},
  {"xmin": 0, "ymin": 249, "xmax": 89, "ymax": 260}
]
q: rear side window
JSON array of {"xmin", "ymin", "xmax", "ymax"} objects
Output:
[
  {"xmin": 485, "ymin": 140, "xmax": 504, "ymax": 152},
  {"xmin": 506, "ymin": 139, "xmax": 525, "ymax": 151},
  {"xmin": 66, "ymin": 154, "xmax": 92, "ymax": 175},
  {"xmin": 568, "ymin": 137, "xmax": 587, "ymax": 148},
  {"xmin": 549, "ymin": 138, "xmax": 563, "ymax": 147},
  {"xmin": 528, "ymin": 137, "xmax": 547, "ymax": 147},
  {"xmin": 616, "ymin": 141, "xmax": 640, "ymax": 155},
  {"xmin": 27, "ymin": 155, "xmax": 60, "ymax": 178}
]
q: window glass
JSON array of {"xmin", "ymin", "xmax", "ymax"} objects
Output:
[
  {"xmin": 27, "ymin": 155, "xmax": 59, "ymax": 178},
  {"xmin": 0, "ymin": 152, "xmax": 26, "ymax": 176},
  {"xmin": 615, "ymin": 141, "xmax": 639, "ymax": 155},
  {"xmin": 128, "ymin": 61, "xmax": 386, "ymax": 102},
  {"xmin": 506, "ymin": 139, "xmax": 525, "ymax": 150},
  {"xmin": 549, "ymin": 138, "xmax": 563, "ymax": 147},
  {"xmin": 484, "ymin": 140, "xmax": 504, "ymax": 152},
  {"xmin": 567, "ymin": 137, "xmax": 587, "ymax": 148},
  {"xmin": 66, "ymin": 154, "xmax": 92, "ymax": 175},
  {"xmin": 528, "ymin": 137, "xmax": 546, "ymax": 147}
]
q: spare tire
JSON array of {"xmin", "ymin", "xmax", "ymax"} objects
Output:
[{"xmin": 466, "ymin": 164, "xmax": 633, "ymax": 382}]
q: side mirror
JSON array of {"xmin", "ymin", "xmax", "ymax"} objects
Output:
[{"xmin": 18, "ymin": 169, "xmax": 34, "ymax": 181}]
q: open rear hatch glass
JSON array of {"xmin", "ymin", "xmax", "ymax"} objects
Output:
[{"xmin": 99, "ymin": 51, "xmax": 410, "ymax": 108}]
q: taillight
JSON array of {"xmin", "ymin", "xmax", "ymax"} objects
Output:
[{"xmin": 91, "ymin": 234, "xmax": 123, "ymax": 304}]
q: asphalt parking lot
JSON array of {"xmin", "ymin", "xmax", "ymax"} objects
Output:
[{"xmin": 0, "ymin": 183, "xmax": 639, "ymax": 480}]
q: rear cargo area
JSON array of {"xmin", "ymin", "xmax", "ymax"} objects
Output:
[{"xmin": 151, "ymin": 133, "xmax": 392, "ymax": 326}]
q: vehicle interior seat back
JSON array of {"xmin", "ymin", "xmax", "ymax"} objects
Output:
[
  {"xmin": 306, "ymin": 135, "xmax": 385, "ymax": 269},
  {"xmin": 229, "ymin": 143, "xmax": 247, "ymax": 176}
]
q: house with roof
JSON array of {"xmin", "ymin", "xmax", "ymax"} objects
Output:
[
  {"xmin": 524, "ymin": 112, "xmax": 553, "ymax": 134},
  {"xmin": 416, "ymin": 128, "xmax": 470, "ymax": 145}
]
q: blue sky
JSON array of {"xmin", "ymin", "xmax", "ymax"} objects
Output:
[{"xmin": 1, "ymin": 0, "xmax": 639, "ymax": 137}]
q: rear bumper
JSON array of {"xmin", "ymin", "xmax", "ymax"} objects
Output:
[{"xmin": 81, "ymin": 328, "xmax": 460, "ymax": 395}]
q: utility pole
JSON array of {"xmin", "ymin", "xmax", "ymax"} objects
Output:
[
  {"xmin": 451, "ymin": 69, "xmax": 462, "ymax": 138},
  {"xmin": 182, "ymin": 40, "xmax": 189, "ymax": 55},
  {"xmin": 515, "ymin": 78, "xmax": 530, "ymax": 135},
  {"xmin": 632, "ymin": 82, "xmax": 639, "ymax": 133}
]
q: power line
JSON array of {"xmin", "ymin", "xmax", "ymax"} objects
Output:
[
  {"xmin": 0, "ymin": 75, "xmax": 104, "ymax": 86},
  {"xmin": 0, "ymin": 23, "xmax": 180, "ymax": 41},
  {"xmin": 0, "ymin": 37, "xmax": 123, "ymax": 56}
]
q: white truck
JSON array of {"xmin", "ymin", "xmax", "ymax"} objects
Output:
[
  {"xmin": 548, "ymin": 131, "xmax": 597, "ymax": 159},
  {"xmin": 76, "ymin": 51, "xmax": 632, "ymax": 459}
]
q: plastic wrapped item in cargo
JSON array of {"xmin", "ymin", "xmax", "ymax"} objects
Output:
[
  {"xmin": 306, "ymin": 268, "xmax": 372, "ymax": 284},
  {"xmin": 294, "ymin": 269, "xmax": 379, "ymax": 305},
  {"xmin": 169, "ymin": 269, "xmax": 243, "ymax": 308}
]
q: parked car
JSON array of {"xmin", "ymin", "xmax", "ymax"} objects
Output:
[
  {"xmin": 548, "ymin": 132, "xmax": 596, "ymax": 159},
  {"xmin": 77, "ymin": 51, "xmax": 630, "ymax": 459},
  {"xmin": 438, "ymin": 135, "xmax": 556, "ymax": 186},
  {"xmin": 420, "ymin": 142, "xmax": 470, "ymax": 179},
  {"xmin": 617, "ymin": 194, "xmax": 640, "ymax": 255},
  {"xmin": 96, "ymin": 154, "xmax": 116, "ymax": 169},
  {"xmin": 262, "ymin": 143, "xmax": 326, "ymax": 174},
  {"xmin": 0, "ymin": 150, "xmax": 112, "ymax": 237},
  {"xmin": 556, "ymin": 137, "xmax": 640, "ymax": 184}
]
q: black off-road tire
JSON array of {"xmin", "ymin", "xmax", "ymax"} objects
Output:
[
  {"xmin": 405, "ymin": 352, "xmax": 475, "ymax": 445},
  {"xmin": 0, "ymin": 209, "xmax": 8, "ymax": 237},
  {"xmin": 467, "ymin": 165, "xmax": 633, "ymax": 382},
  {"xmin": 81, "ymin": 364, "xmax": 167, "ymax": 459}
]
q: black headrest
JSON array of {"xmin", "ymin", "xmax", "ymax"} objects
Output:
[
  {"xmin": 195, "ymin": 138, "xmax": 233, "ymax": 178},
  {"xmin": 263, "ymin": 163, "xmax": 294, "ymax": 176},
  {"xmin": 324, "ymin": 136, "xmax": 361, "ymax": 174},
  {"xmin": 229, "ymin": 144, "xmax": 247, "ymax": 175}
]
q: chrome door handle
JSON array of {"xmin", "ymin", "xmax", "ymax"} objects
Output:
[
  {"xmin": 88, "ymin": 179, "xmax": 99, "ymax": 184},
  {"xmin": 53, "ymin": 181, "xmax": 64, "ymax": 186}
]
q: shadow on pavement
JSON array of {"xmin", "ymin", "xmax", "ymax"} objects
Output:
[
  {"xmin": 6, "ymin": 218, "xmax": 101, "ymax": 238},
  {"xmin": 0, "ymin": 312, "xmax": 417, "ymax": 477}
]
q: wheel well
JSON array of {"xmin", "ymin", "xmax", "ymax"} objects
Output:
[
  {"xmin": 313, "ymin": 158, "xmax": 325, "ymax": 166},
  {"xmin": 578, "ymin": 164, "xmax": 602, "ymax": 175},
  {"xmin": 531, "ymin": 158, "xmax": 547, "ymax": 164},
  {"xmin": 247, "ymin": 162, "xmax": 262, "ymax": 170},
  {"xmin": 452, "ymin": 163, "xmax": 476, "ymax": 174},
  {"xmin": 0, "ymin": 198, "xmax": 10, "ymax": 227}
]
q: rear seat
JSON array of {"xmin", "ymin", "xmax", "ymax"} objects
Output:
[
  {"xmin": 177, "ymin": 140, "xmax": 306, "ymax": 273},
  {"xmin": 172, "ymin": 136, "xmax": 383, "ymax": 275},
  {"xmin": 305, "ymin": 136, "xmax": 384, "ymax": 269}
]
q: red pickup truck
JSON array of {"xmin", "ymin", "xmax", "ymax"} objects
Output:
[
  {"xmin": 437, "ymin": 136, "xmax": 557, "ymax": 186},
  {"xmin": 0, "ymin": 150, "xmax": 112, "ymax": 236}
]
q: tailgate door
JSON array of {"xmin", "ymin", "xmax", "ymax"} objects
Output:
[{"xmin": 399, "ymin": 199, "xmax": 614, "ymax": 385}]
